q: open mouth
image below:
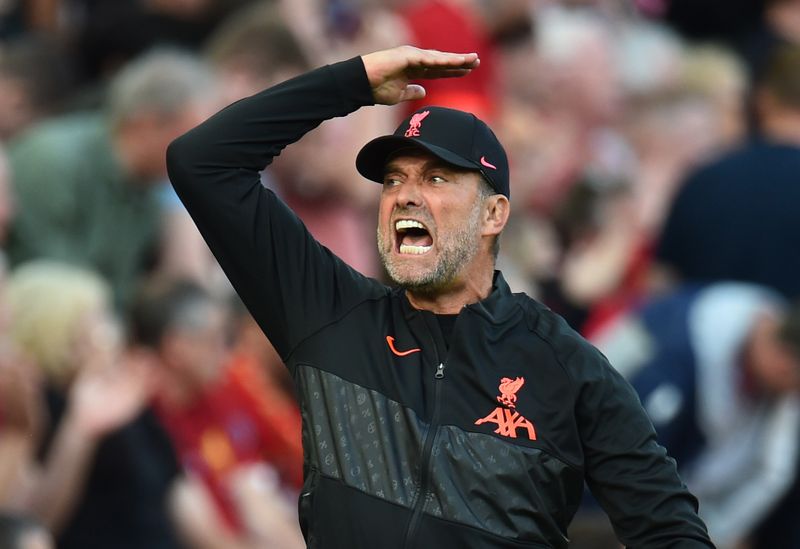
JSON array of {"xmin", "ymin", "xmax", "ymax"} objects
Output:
[{"xmin": 395, "ymin": 219, "xmax": 433, "ymax": 255}]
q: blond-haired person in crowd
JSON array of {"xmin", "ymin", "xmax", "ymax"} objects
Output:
[{"xmin": 4, "ymin": 260, "xmax": 182, "ymax": 549}]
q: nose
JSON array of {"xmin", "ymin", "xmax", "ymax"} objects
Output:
[{"xmin": 395, "ymin": 178, "xmax": 423, "ymax": 208}]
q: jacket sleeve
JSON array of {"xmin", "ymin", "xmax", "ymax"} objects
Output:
[
  {"xmin": 573, "ymin": 347, "xmax": 715, "ymax": 548},
  {"xmin": 166, "ymin": 57, "xmax": 384, "ymax": 360}
]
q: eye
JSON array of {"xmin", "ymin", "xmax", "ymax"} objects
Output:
[
  {"xmin": 383, "ymin": 177, "xmax": 402, "ymax": 188},
  {"xmin": 430, "ymin": 175, "xmax": 447, "ymax": 184}
]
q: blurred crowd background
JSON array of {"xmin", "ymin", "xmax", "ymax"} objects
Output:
[{"xmin": 1, "ymin": 0, "xmax": 800, "ymax": 548}]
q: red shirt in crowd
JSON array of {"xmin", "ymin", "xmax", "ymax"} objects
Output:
[{"xmin": 154, "ymin": 355, "xmax": 303, "ymax": 532}]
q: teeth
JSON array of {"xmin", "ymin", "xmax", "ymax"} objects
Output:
[
  {"xmin": 395, "ymin": 219, "xmax": 426, "ymax": 231},
  {"xmin": 399, "ymin": 244, "xmax": 432, "ymax": 255}
]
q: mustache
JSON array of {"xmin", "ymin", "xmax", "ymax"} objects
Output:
[{"xmin": 390, "ymin": 207, "xmax": 433, "ymax": 225}]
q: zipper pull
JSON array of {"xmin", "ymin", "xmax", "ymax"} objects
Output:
[{"xmin": 435, "ymin": 362, "xmax": 445, "ymax": 379}]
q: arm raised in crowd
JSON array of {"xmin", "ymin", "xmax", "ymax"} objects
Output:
[
  {"xmin": 0, "ymin": 346, "xmax": 43, "ymax": 509},
  {"xmin": 27, "ymin": 352, "xmax": 154, "ymax": 534}
]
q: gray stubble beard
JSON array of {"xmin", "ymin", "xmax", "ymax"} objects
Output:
[{"xmin": 377, "ymin": 200, "xmax": 483, "ymax": 294}]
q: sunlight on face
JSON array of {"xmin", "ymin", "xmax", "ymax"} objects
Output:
[{"xmin": 376, "ymin": 153, "xmax": 486, "ymax": 293}]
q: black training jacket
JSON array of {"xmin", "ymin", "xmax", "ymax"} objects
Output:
[{"xmin": 167, "ymin": 57, "xmax": 714, "ymax": 548}]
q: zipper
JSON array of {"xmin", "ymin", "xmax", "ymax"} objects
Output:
[{"xmin": 402, "ymin": 360, "xmax": 446, "ymax": 549}]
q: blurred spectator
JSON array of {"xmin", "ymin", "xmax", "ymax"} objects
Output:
[
  {"xmin": 0, "ymin": 513, "xmax": 53, "ymax": 549},
  {"xmin": 130, "ymin": 277, "xmax": 304, "ymax": 549},
  {"xmin": 0, "ymin": 36, "xmax": 74, "ymax": 142},
  {"xmin": 6, "ymin": 260, "xmax": 183, "ymax": 549},
  {"xmin": 655, "ymin": 44, "xmax": 800, "ymax": 299},
  {"xmin": 504, "ymin": 5, "xmax": 624, "ymax": 216},
  {"xmin": 614, "ymin": 20, "xmax": 685, "ymax": 99},
  {"xmin": 398, "ymin": 0, "xmax": 499, "ymax": 121},
  {"xmin": 200, "ymin": 1, "xmax": 389, "ymax": 277},
  {"xmin": 564, "ymin": 43, "xmax": 746, "ymax": 336},
  {"xmin": 226, "ymin": 294, "xmax": 300, "ymax": 423},
  {"xmin": 471, "ymin": 0, "xmax": 532, "ymax": 45},
  {"xmin": 593, "ymin": 282, "xmax": 800, "ymax": 548},
  {"xmin": 6, "ymin": 48, "xmax": 220, "ymax": 310},
  {"xmin": 205, "ymin": 1, "xmax": 309, "ymax": 107},
  {"xmin": 615, "ymin": 33, "xmax": 744, "ymax": 153},
  {"xmin": 489, "ymin": 5, "xmax": 635, "ymax": 328},
  {"xmin": 495, "ymin": 213, "xmax": 560, "ymax": 300},
  {"xmin": 563, "ymin": 89, "xmax": 720, "ymax": 303},
  {"xmin": 680, "ymin": 44, "xmax": 748, "ymax": 147},
  {"xmin": 742, "ymin": 0, "xmax": 800, "ymax": 82}
]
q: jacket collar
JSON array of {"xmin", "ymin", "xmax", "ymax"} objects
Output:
[{"xmin": 398, "ymin": 270, "xmax": 521, "ymax": 325}]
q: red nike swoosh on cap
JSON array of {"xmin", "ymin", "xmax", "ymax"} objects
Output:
[{"xmin": 480, "ymin": 156, "xmax": 497, "ymax": 170}]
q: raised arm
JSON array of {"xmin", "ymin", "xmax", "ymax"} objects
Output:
[{"xmin": 166, "ymin": 46, "xmax": 478, "ymax": 359}]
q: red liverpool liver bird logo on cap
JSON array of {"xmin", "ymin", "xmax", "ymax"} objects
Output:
[
  {"xmin": 404, "ymin": 110, "xmax": 430, "ymax": 137},
  {"xmin": 475, "ymin": 376, "xmax": 537, "ymax": 440}
]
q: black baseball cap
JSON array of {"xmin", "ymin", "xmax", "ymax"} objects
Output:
[{"xmin": 356, "ymin": 106, "xmax": 510, "ymax": 198}]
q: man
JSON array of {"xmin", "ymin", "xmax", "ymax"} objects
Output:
[
  {"xmin": 655, "ymin": 44, "xmax": 800, "ymax": 299},
  {"xmin": 7, "ymin": 49, "xmax": 219, "ymax": 309},
  {"xmin": 593, "ymin": 282, "xmax": 800, "ymax": 547},
  {"xmin": 129, "ymin": 277, "xmax": 304, "ymax": 546},
  {"xmin": 167, "ymin": 46, "xmax": 712, "ymax": 548}
]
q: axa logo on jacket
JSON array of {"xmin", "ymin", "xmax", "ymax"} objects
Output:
[{"xmin": 475, "ymin": 376, "xmax": 537, "ymax": 440}]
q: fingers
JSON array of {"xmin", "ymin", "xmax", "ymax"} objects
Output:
[
  {"xmin": 399, "ymin": 84, "xmax": 426, "ymax": 102},
  {"xmin": 404, "ymin": 46, "xmax": 480, "ymax": 71},
  {"xmin": 405, "ymin": 67, "xmax": 477, "ymax": 80},
  {"xmin": 364, "ymin": 46, "xmax": 481, "ymax": 105}
]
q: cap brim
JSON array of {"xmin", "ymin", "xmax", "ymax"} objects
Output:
[{"xmin": 355, "ymin": 136, "xmax": 479, "ymax": 184}]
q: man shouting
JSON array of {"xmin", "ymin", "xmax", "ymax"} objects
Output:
[{"xmin": 167, "ymin": 45, "xmax": 712, "ymax": 548}]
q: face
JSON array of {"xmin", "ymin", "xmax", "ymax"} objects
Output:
[
  {"xmin": 123, "ymin": 99, "xmax": 221, "ymax": 183},
  {"xmin": 166, "ymin": 302, "xmax": 229, "ymax": 387},
  {"xmin": 377, "ymin": 152, "xmax": 487, "ymax": 293},
  {"xmin": 748, "ymin": 313, "xmax": 800, "ymax": 395}
]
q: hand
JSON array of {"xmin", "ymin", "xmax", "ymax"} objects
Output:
[
  {"xmin": 361, "ymin": 45, "xmax": 479, "ymax": 105},
  {"xmin": 66, "ymin": 349, "xmax": 157, "ymax": 439},
  {"xmin": 228, "ymin": 464, "xmax": 305, "ymax": 549}
]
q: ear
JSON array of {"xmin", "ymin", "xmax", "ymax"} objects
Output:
[{"xmin": 481, "ymin": 194, "xmax": 510, "ymax": 238}]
